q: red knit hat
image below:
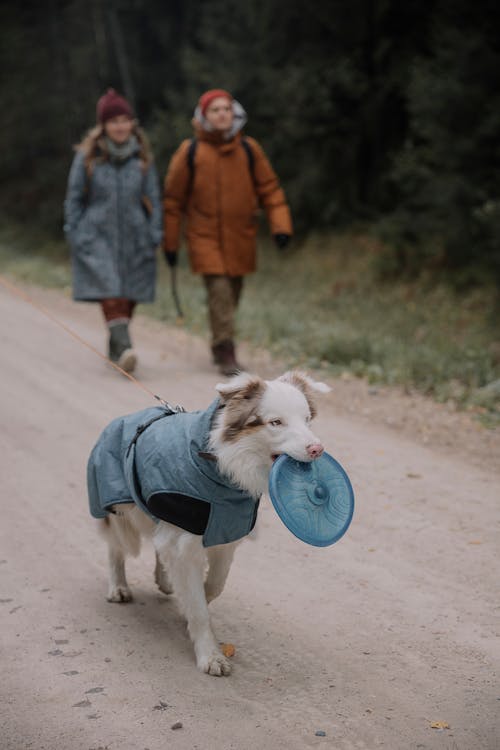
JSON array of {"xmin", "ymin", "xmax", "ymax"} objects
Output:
[
  {"xmin": 198, "ymin": 89, "xmax": 232, "ymax": 116},
  {"xmin": 97, "ymin": 88, "xmax": 134, "ymax": 124}
]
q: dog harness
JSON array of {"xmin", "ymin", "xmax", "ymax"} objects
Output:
[{"xmin": 87, "ymin": 399, "xmax": 260, "ymax": 547}]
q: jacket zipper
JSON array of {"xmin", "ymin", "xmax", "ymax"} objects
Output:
[
  {"xmin": 215, "ymin": 149, "xmax": 225, "ymax": 272},
  {"xmin": 116, "ymin": 165, "xmax": 124, "ymax": 296}
]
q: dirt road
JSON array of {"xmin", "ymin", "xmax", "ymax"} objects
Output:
[{"xmin": 1, "ymin": 282, "xmax": 498, "ymax": 750}]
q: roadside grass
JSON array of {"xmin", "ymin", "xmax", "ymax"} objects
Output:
[
  {"xmin": 0, "ymin": 224, "xmax": 71, "ymax": 289},
  {"xmin": 1, "ymin": 224, "xmax": 499, "ymax": 423}
]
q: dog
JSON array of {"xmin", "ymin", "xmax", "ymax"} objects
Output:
[{"xmin": 89, "ymin": 370, "xmax": 330, "ymax": 675}]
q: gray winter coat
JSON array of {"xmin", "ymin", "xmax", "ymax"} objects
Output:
[{"xmin": 64, "ymin": 149, "xmax": 162, "ymax": 302}]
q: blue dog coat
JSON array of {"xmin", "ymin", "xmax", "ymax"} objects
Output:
[{"xmin": 87, "ymin": 399, "xmax": 260, "ymax": 547}]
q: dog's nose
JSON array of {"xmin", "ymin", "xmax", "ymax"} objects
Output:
[{"xmin": 307, "ymin": 443, "xmax": 324, "ymax": 459}]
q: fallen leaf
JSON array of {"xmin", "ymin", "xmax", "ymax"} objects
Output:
[
  {"xmin": 468, "ymin": 540, "xmax": 482, "ymax": 545},
  {"xmin": 221, "ymin": 643, "xmax": 236, "ymax": 658},
  {"xmin": 430, "ymin": 721, "xmax": 450, "ymax": 730},
  {"xmin": 407, "ymin": 472, "xmax": 422, "ymax": 479}
]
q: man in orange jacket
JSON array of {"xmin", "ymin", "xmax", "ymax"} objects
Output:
[{"xmin": 163, "ymin": 89, "xmax": 293, "ymax": 375}]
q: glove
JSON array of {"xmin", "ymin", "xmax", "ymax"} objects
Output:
[
  {"xmin": 164, "ymin": 250, "xmax": 178, "ymax": 268},
  {"xmin": 274, "ymin": 233, "xmax": 291, "ymax": 250}
]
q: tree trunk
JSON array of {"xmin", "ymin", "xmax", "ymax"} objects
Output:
[{"xmin": 106, "ymin": 1, "xmax": 135, "ymax": 109}]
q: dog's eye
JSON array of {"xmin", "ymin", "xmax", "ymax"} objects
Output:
[{"xmin": 269, "ymin": 419, "xmax": 283, "ymax": 427}]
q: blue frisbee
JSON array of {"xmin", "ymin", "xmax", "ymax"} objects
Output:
[{"xmin": 268, "ymin": 452, "xmax": 354, "ymax": 547}]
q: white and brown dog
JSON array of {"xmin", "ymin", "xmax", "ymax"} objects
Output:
[{"xmin": 91, "ymin": 371, "xmax": 329, "ymax": 675}]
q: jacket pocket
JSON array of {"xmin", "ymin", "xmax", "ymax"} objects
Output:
[{"xmin": 133, "ymin": 220, "xmax": 156, "ymax": 257}]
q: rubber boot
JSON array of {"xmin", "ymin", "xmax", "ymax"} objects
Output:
[
  {"xmin": 108, "ymin": 322, "xmax": 137, "ymax": 373},
  {"xmin": 211, "ymin": 340, "xmax": 241, "ymax": 377}
]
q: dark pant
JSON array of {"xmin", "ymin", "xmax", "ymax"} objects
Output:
[{"xmin": 203, "ymin": 275, "xmax": 243, "ymax": 346}]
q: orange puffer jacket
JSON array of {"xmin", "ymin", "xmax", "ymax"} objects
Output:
[{"xmin": 163, "ymin": 128, "xmax": 293, "ymax": 276}]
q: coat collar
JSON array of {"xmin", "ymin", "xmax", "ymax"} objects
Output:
[{"xmin": 193, "ymin": 123, "xmax": 243, "ymax": 153}]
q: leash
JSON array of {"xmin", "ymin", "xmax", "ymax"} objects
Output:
[
  {"xmin": 169, "ymin": 266, "xmax": 184, "ymax": 323},
  {"xmin": 0, "ymin": 273, "xmax": 184, "ymax": 412}
]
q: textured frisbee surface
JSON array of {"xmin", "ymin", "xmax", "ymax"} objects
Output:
[{"xmin": 268, "ymin": 452, "xmax": 354, "ymax": 546}]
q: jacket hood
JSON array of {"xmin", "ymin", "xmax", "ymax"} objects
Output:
[{"xmin": 193, "ymin": 98, "xmax": 247, "ymax": 140}]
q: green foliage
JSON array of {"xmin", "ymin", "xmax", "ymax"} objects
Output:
[
  {"xmin": 153, "ymin": 0, "xmax": 429, "ymax": 230},
  {"xmin": 0, "ymin": 0, "xmax": 499, "ymax": 284},
  {"xmin": 2, "ymin": 226, "xmax": 498, "ymax": 418},
  {"xmin": 0, "ymin": 222, "xmax": 70, "ymax": 288},
  {"xmin": 379, "ymin": 1, "xmax": 500, "ymax": 283}
]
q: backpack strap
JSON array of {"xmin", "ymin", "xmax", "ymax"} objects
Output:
[
  {"xmin": 186, "ymin": 138, "xmax": 198, "ymax": 196},
  {"xmin": 240, "ymin": 136, "xmax": 256, "ymax": 184}
]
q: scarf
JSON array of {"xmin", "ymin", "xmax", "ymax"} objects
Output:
[{"xmin": 105, "ymin": 134, "xmax": 140, "ymax": 164}]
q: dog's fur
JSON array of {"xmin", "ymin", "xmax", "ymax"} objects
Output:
[{"xmin": 99, "ymin": 371, "xmax": 329, "ymax": 675}]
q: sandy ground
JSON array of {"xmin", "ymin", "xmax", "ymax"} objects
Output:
[{"xmin": 0, "ymin": 281, "xmax": 499, "ymax": 750}]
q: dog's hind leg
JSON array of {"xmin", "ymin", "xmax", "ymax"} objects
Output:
[
  {"xmin": 107, "ymin": 544, "xmax": 132, "ymax": 603},
  {"xmin": 204, "ymin": 542, "xmax": 238, "ymax": 603},
  {"xmin": 99, "ymin": 509, "xmax": 141, "ymax": 603},
  {"xmin": 154, "ymin": 524, "xmax": 231, "ymax": 676}
]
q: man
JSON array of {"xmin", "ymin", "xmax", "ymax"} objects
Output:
[{"xmin": 163, "ymin": 89, "xmax": 292, "ymax": 375}]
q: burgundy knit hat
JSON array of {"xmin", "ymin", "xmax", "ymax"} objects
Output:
[
  {"xmin": 199, "ymin": 89, "xmax": 232, "ymax": 116},
  {"xmin": 97, "ymin": 88, "xmax": 134, "ymax": 124}
]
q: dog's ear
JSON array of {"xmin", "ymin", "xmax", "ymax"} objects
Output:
[
  {"xmin": 279, "ymin": 370, "xmax": 331, "ymax": 394},
  {"xmin": 278, "ymin": 370, "xmax": 330, "ymax": 419},
  {"xmin": 215, "ymin": 373, "xmax": 266, "ymax": 439},
  {"xmin": 215, "ymin": 372, "xmax": 266, "ymax": 403}
]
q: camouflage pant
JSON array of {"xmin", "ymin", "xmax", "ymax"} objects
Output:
[{"xmin": 203, "ymin": 275, "xmax": 243, "ymax": 346}]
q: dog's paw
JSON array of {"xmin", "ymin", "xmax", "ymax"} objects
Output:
[
  {"xmin": 156, "ymin": 581, "xmax": 173, "ymax": 596},
  {"xmin": 198, "ymin": 651, "xmax": 232, "ymax": 677},
  {"xmin": 107, "ymin": 585, "xmax": 133, "ymax": 603}
]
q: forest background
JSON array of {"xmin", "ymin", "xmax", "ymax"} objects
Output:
[{"xmin": 1, "ymin": 0, "xmax": 499, "ymax": 417}]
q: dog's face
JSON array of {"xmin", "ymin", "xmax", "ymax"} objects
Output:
[{"xmin": 211, "ymin": 371, "xmax": 330, "ymax": 495}]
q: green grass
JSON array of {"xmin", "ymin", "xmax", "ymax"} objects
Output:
[
  {"xmin": 1, "ymin": 224, "xmax": 499, "ymax": 422},
  {"xmin": 0, "ymin": 224, "xmax": 72, "ymax": 290}
]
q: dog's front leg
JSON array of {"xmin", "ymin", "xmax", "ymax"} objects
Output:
[
  {"xmin": 205, "ymin": 542, "xmax": 238, "ymax": 603},
  {"xmin": 154, "ymin": 550, "xmax": 173, "ymax": 595},
  {"xmin": 154, "ymin": 524, "xmax": 231, "ymax": 676}
]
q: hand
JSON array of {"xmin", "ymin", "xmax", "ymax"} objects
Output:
[
  {"xmin": 274, "ymin": 233, "xmax": 291, "ymax": 250},
  {"xmin": 164, "ymin": 250, "xmax": 178, "ymax": 268}
]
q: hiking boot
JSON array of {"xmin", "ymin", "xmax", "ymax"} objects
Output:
[
  {"xmin": 211, "ymin": 340, "xmax": 241, "ymax": 377},
  {"xmin": 108, "ymin": 322, "xmax": 137, "ymax": 373}
]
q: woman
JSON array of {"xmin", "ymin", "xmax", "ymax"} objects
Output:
[
  {"xmin": 64, "ymin": 88, "xmax": 162, "ymax": 372},
  {"xmin": 163, "ymin": 89, "xmax": 292, "ymax": 375}
]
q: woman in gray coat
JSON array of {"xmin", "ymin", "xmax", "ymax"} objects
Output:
[{"xmin": 64, "ymin": 89, "xmax": 162, "ymax": 372}]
